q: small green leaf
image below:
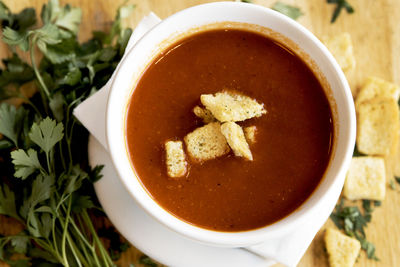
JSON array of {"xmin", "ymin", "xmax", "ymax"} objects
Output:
[
  {"xmin": 11, "ymin": 149, "xmax": 42, "ymax": 179},
  {"xmin": 49, "ymin": 93, "xmax": 65, "ymax": 121},
  {"xmin": 271, "ymin": 2, "xmax": 303, "ymax": 20},
  {"xmin": 395, "ymin": 176, "xmax": 400, "ymax": 185},
  {"xmin": 139, "ymin": 255, "xmax": 158, "ymax": 267},
  {"xmin": 10, "ymin": 234, "xmax": 30, "ymax": 254},
  {"xmin": 54, "ymin": 6, "xmax": 82, "ymax": 34},
  {"xmin": 389, "ymin": 179, "xmax": 395, "ymax": 190},
  {"xmin": 59, "ymin": 67, "xmax": 81, "ymax": 86},
  {"xmin": 2, "ymin": 27, "xmax": 29, "ymax": 51},
  {"xmin": 29, "ymin": 117, "xmax": 64, "ymax": 154},
  {"xmin": 0, "ymin": 103, "xmax": 27, "ymax": 146},
  {"xmin": 0, "ymin": 183, "xmax": 20, "ymax": 220}
]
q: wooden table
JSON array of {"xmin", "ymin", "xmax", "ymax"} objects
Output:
[{"xmin": 1, "ymin": 1, "xmax": 399, "ymax": 266}]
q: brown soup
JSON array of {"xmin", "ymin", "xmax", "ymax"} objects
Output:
[{"xmin": 126, "ymin": 29, "xmax": 333, "ymax": 232}]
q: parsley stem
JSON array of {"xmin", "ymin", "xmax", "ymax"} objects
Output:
[
  {"xmin": 82, "ymin": 211, "xmax": 113, "ymax": 266},
  {"xmin": 61, "ymin": 197, "xmax": 72, "ymax": 267},
  {"xmin": 30, "ymin": 37, "xmax": 51, "ymax": 99}
]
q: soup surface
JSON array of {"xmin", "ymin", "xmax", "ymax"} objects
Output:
[{"xmin": 126, "ymin": 29, "xmax": 333, "ymax": 232}]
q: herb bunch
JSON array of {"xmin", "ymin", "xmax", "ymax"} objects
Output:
[{"xmin": 0, "ymin": 0, "xmax": 134, "ymax": 266}]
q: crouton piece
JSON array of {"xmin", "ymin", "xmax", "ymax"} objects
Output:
[
  {"xmin": 184, "ymin": 122, "xmax": 230, "ymax": 162},
  {"xmin": 165, "ymin": 141, "xmax": 187, "ymax": 178},
  {"xmin": 220, "ymin": 122, "xmax": 253, "ymax": 161},
  {"xmin": 356, "ymin": 98, "xmax": 399, "ymax": 156},
  {"xmin": 244, "ymin": 126, "xmax": 257, "ymax": 144},
  {"xmin": 322, "ymin": 33, "xmax": 355, "ymax": 73},
  {"xmin": 193, "ymin": 106, "xmax": 215, "ymax": 123},
  {"xmin": 325, "ymin": 228, "xmax": 361, "ymax": 267},
  {"xmin": 200, "ymin": 91, "xmax": 266, "ymax": 122},
  {"xmin": 355, "ymin": 76, "xmax": 400, "ymax": 107},
  {"xmin": 344, "ymin": 157, "xmax": 386, "ymax": 201}
]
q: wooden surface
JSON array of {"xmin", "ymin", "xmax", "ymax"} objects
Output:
[{"xmin": 1, "ymin": 0, "xmax": 400, "ymax": 266}]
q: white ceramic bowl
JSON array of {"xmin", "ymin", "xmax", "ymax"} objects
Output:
[{"xmin": 106, "ymin": 2, "xmax": 356, "ymax": 247}]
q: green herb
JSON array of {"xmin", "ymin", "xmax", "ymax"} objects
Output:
[
  {"xmin": 139, "ymin": 255, "xmax": 158, "ymax": 267},
  {"xmin": 395, "ymin": 176, "xmax": 400, "ymax": 185},
  {"xmin": 330, "ymin": 199, "xmax": 379, "ymax": 260},
  {"xmin": 272, "ymin": 2, "xmax": 303, "ymax": 20},
  {"xmin": 389, "ymin": 179, "xmax": 396, "ymax": 190},
  {"xmin": 239, "ymin": 0, "xmax": 253, "ymax": 3},
  {"xmin": 352, "ymin": 144, "xmax": 366, "ymax": 157},
  {"xmin": 0, "ymin": 0, "xmax": 136, "ymax": 266},
  {"xmin": 327, "ymin": 0, "xmax": 354, "ymax": 23}
]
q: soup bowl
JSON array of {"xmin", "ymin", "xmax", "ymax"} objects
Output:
[{"xmin": 106, "ymin": 2, "xmax": 356, "ymax": 247}]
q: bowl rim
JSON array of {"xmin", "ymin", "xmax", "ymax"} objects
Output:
[{"xmin": 106, "ymin": 1, "xmax": 356, "ymax": 247}]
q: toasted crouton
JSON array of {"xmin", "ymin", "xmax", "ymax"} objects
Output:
[
  {"xmin": 220, "ymin": 122, "xmax": 253, "ymax": 161},
  {"xmin": 355, "ymin": 77, "xmax": 400, "ymax": 107},
  {"xmin": 322, "ymin": 33, "xmax": 355, "ymax": 73},
  {"xmin": 184, "ymin": 122, "xmax": 230, "ymax": 162},
  {"xmin": 200, "ymin": 91, "xmax": 266, "ymax": 122},
  {"xmin": 244, "ymin": 126, "xmax": 257, "ymax": 144},
  {"xmin": 165, "ymin": 141, "xmax": 187, "ymax": 178},
  {"xmin": 325, "ymin": 228, "xmax": 361, "ymax": 267},
  {"xmin": 356, "ymin": 98, "xmax": 399, "ymax": 156},
  {"xmin": 343, "ymin": 157, "xmax": 386, "ymax": 201},
  {"xmin": 193, "ymin": 106, "xmax": 215, "ymax": 123}
]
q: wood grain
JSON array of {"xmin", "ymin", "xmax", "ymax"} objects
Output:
[{"xmin": 1, "ymin": 1, "xmax": 399, "ymax": 266}]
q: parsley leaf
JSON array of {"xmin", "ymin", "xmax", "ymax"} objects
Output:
[
  {"xmin": 139, "ymin": 255, "xmax": 158, "ymax": 267},
  {"xmin": 0, "ymin": 103, "xmax": 27, "ymax": 147},
  {"xmin": 272, "ymin": 2, "xmax": 303, "ymax": 20},
  {"xmin": 327, "ymin": 0, "xmax": 354, "ymax": 23},
  {"xmin": 28, "ymin": 117, "xmax": 63, "ymax": 154},
  {"xmin": 11, "ymin": 149, "xmax": 42, "ymax": 179},
  {"xmin": 395, "ymin": 176, "xmax": 400, "ymax": 185},
  {"xmin": 0, "ymin": 54, "xmax": 35, "ymax": 89},
  {"xmin": 0, "ymin": 183, "xmax": 20, "ymax": 221}
]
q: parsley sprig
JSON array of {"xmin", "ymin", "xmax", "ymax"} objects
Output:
[
  {"xmin": 0, "ymin": 0, "xmax": 135, "ymax": 266},
  {"xmin": 327, "ymin": 0, "xmax": 354, "ymax": 23}
]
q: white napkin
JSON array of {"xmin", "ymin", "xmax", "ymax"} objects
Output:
[{"xmin": 74, "ymin": 13, "xmax": 332, "ymax": 267}]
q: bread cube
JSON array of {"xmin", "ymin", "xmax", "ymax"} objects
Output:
[
  {"xmin": 244, "ymin": 126, "xmax": 257, "ymax": 144},
  {"xmin": 322, "ymin": 33, "xmax": 355, "ymax": 73},
  {"xmin": 344, "ymin": 157, "xmax": 386, "ymax": 201},
  {"xmin": 193, "ymin": 106, "xmax": 215, "ymax": 123},
  {"xmin": 165, "ymin": 141, "xmax": 187, "ymax": 178},
  {"xmin": 184, "ymin": 122, "xmax": 230, "ymax": 162},
  {"xmin": 325, "ymin": 228, "xmax": 361, "ymax": 267},
  {"xmin": 355, "ymin": 76, "xmax": 400, "ymax": 107},
  {"xmin": 356, "ymin": 98, "xmax": 399, "ymax": 156},
  {"xmin": 200, "ymin": 91, "xmax": 266, "ymax": 122},
  {"xmin": 220, "ymin": 122, "xmax": 253, "ymax": 161}
]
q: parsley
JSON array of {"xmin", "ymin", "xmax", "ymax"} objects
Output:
[
  {"xmin": 272, "ymin": 2, "xmax": 303, "ymax": 20},
  {"xmin": 395, "ymin": 176, "xmax": 400, "ymax": 185},
  {"xmin": 330, "ymin": 199, "xmax": 379, "ymax": 260},
  {"xmin": 0, "ymin": 0, "xmax": 137, "ymax": 266},
  {"xmin": 139, "ymin": 255, "xmax": 158, "ymax": 267},
  {"xmin": 327, "ymin": 0, "xmax": 354, "ymax": 23}
]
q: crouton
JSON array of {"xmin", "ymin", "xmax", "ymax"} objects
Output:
[
  {"xmin": 355, "ymin": 76, "xmax": 400, "ymax": 107},
  {"xmin": 184, "ymin": 122, "xmax": 230, "ymax": 162},
  {"xmin": 343, "ymin": 157, "xmax": 386, "ymax": 201},
  {"xmin": 322, "ymin": 33, "xmax": 355, "ymax": 73},
  {"xmin": 244, "ymin": 126, "xmax": 257, "ymax": 144},
  {"xmin": 165, "ymin": 141, "xmax": 187, "ymax": 178},
  {"xmin": 325, "ymin": 228, "xmax": 361, "ymax": 267},
  {"xmin": 200, "ymin": 91, "xmax": 266, "ymax": 122},
  {"xmin": 220, "ymin": 122, "xmax": 253, "ymax": 161},
  {"xmin": 193, "ymin": 106, "xmax": 215, "ymax": 123},
  {"xmin": 356, "ymin": 98, "xmax": 399, "ymax": 156}
]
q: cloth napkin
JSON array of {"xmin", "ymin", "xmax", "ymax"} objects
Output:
[{"xmin": 74, "ymin": 13, "xmax": 333, "ymax": 267}]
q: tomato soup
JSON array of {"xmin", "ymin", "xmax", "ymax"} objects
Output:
[{"xmin": 126, "ymin": 29, "xmax": 333, "ymax": 232}]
